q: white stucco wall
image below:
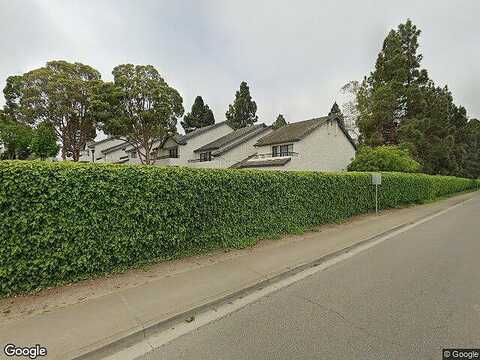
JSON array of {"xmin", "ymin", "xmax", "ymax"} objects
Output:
[
  {"xmin": 158, "ymin": 123, "xmax": 233, "ymax": 167},
  {"xmin": 79, "ymin": 138, "xmax": 126, "ymax": 163},
  {"xmin": 208, "ymin": 128, "xmax": 273, "ymax": 168},
  {"xmin": 253, "ymin": 119, "xmax": 356, "ymax": 172}
]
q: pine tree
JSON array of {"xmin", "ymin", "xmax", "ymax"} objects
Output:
[
  {"xmin": 357, "ymin": 19, "xmax": 428, "ymax": 146},
  {"xmin": 272, "ymin": 114, "xmax": 287, "ymax": 129},
  {"xmin": 181, "ymin": 96, "xmax": 215, "ymax": 133},
  {"xmin": 328, "ymin": 102, "xmax": 346, "ymax": 128},
  {"xmin": 225, "ymin": 81, "xmax": 258, "ymax": 129}
]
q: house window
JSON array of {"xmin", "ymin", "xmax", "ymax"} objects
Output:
[
  {"xmin": 272, "ymin": 146, "xmax": 279, "ymax": 157},
  {"xmin": 169, "ymin": 147, "xmax": 178, "ymax": 158},
  {"xmin": 130, "ymin": 151, "xmax": 137, "ymax": 159},
  {"xmin": 272, "ymin": 144, "xmax": 293, "ymax": 157},
  {"xmin": 200, "ymin": 152, "xmax": 212, "ymax": 162}
]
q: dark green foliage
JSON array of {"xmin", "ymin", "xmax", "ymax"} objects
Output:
[
  {"xmin": 0, "ymin": 161, "xmax": 477, "ymax": 296},
  {"xmin": 225, "ymin": 81, "xmax": 258, "ymax": 129},
  {"xmin": 357, "ymin": 19, "xmax": 428, "ymax": 146},
  {"xmin": 272, "ymin": 114, "xmax": 287, "ymax": 129},
  {"xmin": 328, "ymin": 102, "xmax": 341, "ymax": 117},
  {"xmin": 3, "ymin": 61, "xmax": 101, "ymax": 161},
  {"xmin": 0, "ymin": 116, "xmax": 33, "ymax": 159},
  {"xmin": 96, "ymin": 64, "xmax": 184, "ymax": 165},
  {"xmin": 356, "ymin": 19, "xmax": 479, "ymax": 178},
  {"xmin": 328, "ymin": 102, "xmax": 346, "ymax": 128},
  {"xmin": 462, "ymin": 119, "xmax": 480, "ymax": 179},
  {"xmin": 31, "ymin": 122, "xmax": 60, "ymax": 160},
  {"xmin": 347, "ymin": 146, "xmax": 421, "ymax": 172},
  {"xmin": 181, "ymin": 96, "xmax": 215, "ymax": 133}
]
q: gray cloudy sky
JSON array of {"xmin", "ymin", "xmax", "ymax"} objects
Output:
[{"xmin": 0, "ymin": 0, "xmax": 479, "ymax": 130}]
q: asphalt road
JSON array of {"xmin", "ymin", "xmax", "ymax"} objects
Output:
[{"xmin": 139, "ymin": 196, "xmax": 480, "ymax": 360}]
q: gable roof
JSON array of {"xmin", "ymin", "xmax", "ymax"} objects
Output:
[
  {"xmin": 255, "ymin": 115, "xmax": 356, "ymax": 149},
  {"xmin": 171, "ymin": 121, "xmax": 231, "ymax": 146},
  {"xmin": 101, "ymin": 141, "xmax": 129, "ymax": 154},
  {"xmin": 194, "ymin": 124, "xmax": 269, "ymax": 155}
]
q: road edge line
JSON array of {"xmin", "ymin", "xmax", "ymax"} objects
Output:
[{"xmin": 73, "ymin": 195, "xmax": 475, "ymax": 360}]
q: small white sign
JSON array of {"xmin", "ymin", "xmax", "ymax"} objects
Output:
[{"xmin": 372, "ymin": 173, "xmax": 382, "ymax": 185}]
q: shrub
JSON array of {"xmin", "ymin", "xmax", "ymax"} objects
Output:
[
  {"xmin": 348, "ymin": 145, "xmax": 422, "ymax": 172},
  {"xmin": 0, "ymin": 161, "xmax": 477, "ymax": 296}
]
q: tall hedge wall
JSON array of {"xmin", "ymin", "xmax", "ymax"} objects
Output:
[{"xmin": 0, "ymin": 161, "xmax": 478, "ymax": 296}]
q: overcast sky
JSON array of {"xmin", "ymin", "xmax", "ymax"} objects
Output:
[{"xmin": 0, "ymin": 0, "xmax": 478, "ymax": 133}]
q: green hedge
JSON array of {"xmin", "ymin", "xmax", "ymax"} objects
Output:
[{"xmin": 0, "ymin": 161, "xmax": 478, "ymax": 296}]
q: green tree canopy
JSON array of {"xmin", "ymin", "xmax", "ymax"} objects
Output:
[
  {"xmin": 347, "ymin": 145, "xmax": 421, "ymax": 173},
  {"xmin": 3, "ymin": 60, "xmax": 101, "ymax": 161},
  {"xmin": 328, "ymin": 101, "xmax": 346, "ymax": 128},
  {"xmin": 0, "ymin": 113, "xmax": 33, "ymax": 160},
  {"xmin": 96, "ymin": 64, "xmax": 184, "ymax": 165},
  {"xmin": 181, "ymin": 96, "xmax": 215, "ymax": 133},
  {"xmin": 225, "ymin": 81, "xmax": 258, "ymax": 129},
  {"xmin": 31, "ymin": 122, "xmax": 60, "ymax": 160},
  {"xmin": 355, "ymin": 19, "xmax": 478, "ymax": 178},
  {"xmin": 272, "ymin": 114, "xmax": 287, "ymax": 129},
  {"xmin": 357, "ymin": 19, "xmax": 428, "ymax": 146}
]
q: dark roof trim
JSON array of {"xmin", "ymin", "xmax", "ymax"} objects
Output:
[
  {"xmin": 212, "ymin": 126, "xmax": 271, "ymax": 156},
  {"xmin": 88, "ymin": 136, "xmax": 117, "ymax": 148},
  {"xmin": 254, "ymin": 115, "xmax": 357, "ymax": 150},
  {"xmin": 254, "ymin": 116, "xmax": 329, "ymax": 146},
  {"xmin": 236, "ymin": 157, "xmax": 291, "ymax": 168},
  {"xmin": 171, "ymin": 121, "xmax": 231, "ymax": 145},
  {"xmin": 194, "ymin": 124, "xmax": 267, "ymax": 153}
]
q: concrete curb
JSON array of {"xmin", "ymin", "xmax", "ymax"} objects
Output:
[{"xmin": 73, "ymin": 196, "xmax": 474, "ymax": 360}]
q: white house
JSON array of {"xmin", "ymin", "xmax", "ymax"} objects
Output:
[
  {"xmin": 232, "ymin": 115, "xmax": 356, "ymax": 171},
  {"xmin": 78, "ymin": 137, "xmax": 127, "ymax": 163},
  {"xmin": 77, "ymin": 115, "xmax": 355, "ymax": 172},
  {"xmin": 154, "ymin": 121, "xmax": 234, "ymax": 166},
  {"xmin": 187, "ymin": 124, "xmax": 272, "ymax": 169},
  {"xmin": 81, "ymin": 121, "xmax": 234, "ymax": 165}
]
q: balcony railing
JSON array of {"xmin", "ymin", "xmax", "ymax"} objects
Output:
[
  {"xmin": 251, "ymin": 152, "xmax": 299, "ymax": 159},
  {"xmin": 155, "ymin": 154, "xmax": 179, "ymax": 160}
]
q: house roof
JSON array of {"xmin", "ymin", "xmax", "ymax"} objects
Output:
[
  {"xmin": 87, "ymin": 136, "xmax": 118, "ymax": 149},
  {"xmin": 234, "ymin": 157, "xmax": 292, "ymax": 169},
  {"xmin": 171, "ymin": 121, "xmax": 231, "ymax": 146},
  {"xmin": 254, "ymin": 115, "xmax": 357, "ymax": 149},
  {"xmin": 194, "ymin": 124, "xmax": 269, "ymax": 154},
  {"xmin": 101, "ymin": 141, "xmax": 129, "ymax": 154}
]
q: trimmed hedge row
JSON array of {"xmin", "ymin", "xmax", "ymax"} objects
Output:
[{"xmin": 0, "ymin": 161, "xmax": 478, "ymax": 296}]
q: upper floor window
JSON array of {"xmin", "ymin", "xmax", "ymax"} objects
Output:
[
  {"xmin": 169, "ymin": 147, "xmax": 179, "ymax": 158},
  {"xmin": 272, "ymin": 144, "xmax": 293, "ymax": 157},
  {"xmin": 200, "ymin": 152, "xmax": 212, "ymax": 162}
]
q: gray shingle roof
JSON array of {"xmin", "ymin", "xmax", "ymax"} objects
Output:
[
  {"xmin": 254, "ymin": 115, "xmax": 356, "ymax": 149},
  {"xmin": 255, "ymin": 116, "xmax": 330, "ymax": 146},
  {"xmin": 194, "ymin": 124, "xmax": 268, "ymax": 153},
  {"xmin": 101, "ymin": 141, "xmax": 129, "ymax": 154},
  {"xmin": 172, "ymin": 121, "xmax": 231, "ymax": 145}
]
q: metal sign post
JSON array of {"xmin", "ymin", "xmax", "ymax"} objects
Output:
[{"xmin": 372, "ymin": 173, "xmax": 382, "ymax": 214}]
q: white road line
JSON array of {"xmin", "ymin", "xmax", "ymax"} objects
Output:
[{"xmin": 102, "ymin": 198, "xmax": 473, "ymax": 360}]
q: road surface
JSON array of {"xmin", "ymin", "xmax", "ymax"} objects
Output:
[{"xmin": 139, "ymin": 195, "xmax": 480, "ymax": 360}]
